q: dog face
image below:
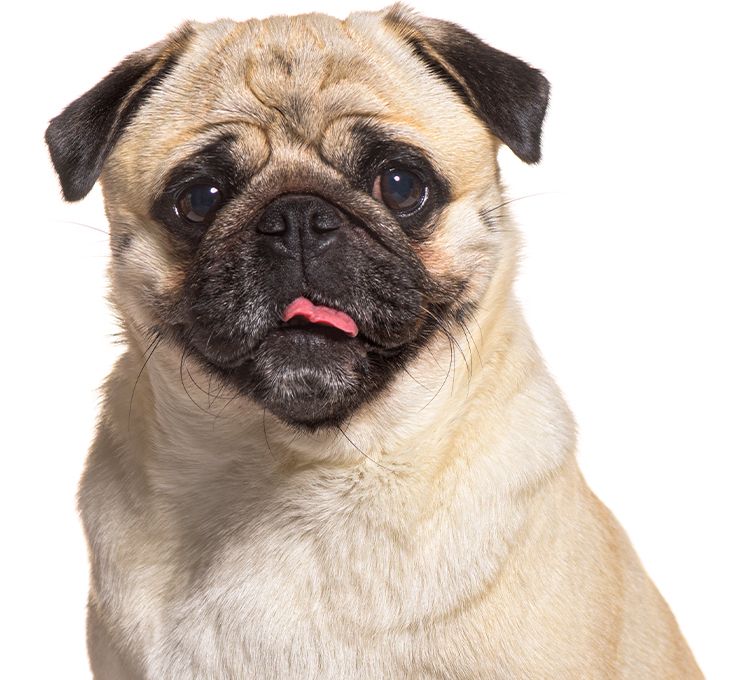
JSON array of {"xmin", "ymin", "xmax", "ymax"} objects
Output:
[{"xmin": 46, "ymin": 4, "xmax": 548, "ymax": 428}]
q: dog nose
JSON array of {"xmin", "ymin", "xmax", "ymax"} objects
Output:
[{"xmin": 256, "ymin": 194, "xmax": 342, "ymax": 259}]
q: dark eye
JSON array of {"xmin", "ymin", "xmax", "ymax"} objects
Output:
[
  {"xmin": 374, "ymin": 167, "xmax": 427, "ymax": 214},
  {"xmin": 175, "ymin": 183, "xmax": 223, "ymax": 224}
]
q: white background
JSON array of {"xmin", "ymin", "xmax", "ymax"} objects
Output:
[{"xmin": 3, "ymin": 0, "xmax": 748, "ymax": 677}]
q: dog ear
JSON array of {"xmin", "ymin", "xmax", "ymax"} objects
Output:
[
  {"xmin": 45, "ymin": 25, "xmax": 194, "ymax": 202},
  {"xmin": 382, "ymin": 4, "xmax": 550, "ymax": 163}
]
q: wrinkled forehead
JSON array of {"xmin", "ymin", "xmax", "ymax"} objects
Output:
[
  {"xmin": 212, "ymin": 14, "xmax": 392, "ymax": 137},
  {"xmin": 116, "ymin": 12, "xmax": 495, "ymax": 195}
]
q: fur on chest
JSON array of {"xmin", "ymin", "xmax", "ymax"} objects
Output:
[{"xmin": 84, "ymin": 455, "xmax": 521, "ymax": 679}]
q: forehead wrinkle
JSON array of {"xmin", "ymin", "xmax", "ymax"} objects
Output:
[
  {"xmin": 242, "ymin": 16, "xmax": 388, "ymax": 135},
  {"xmin": 179, "ymin": 16, "xmax": 400, "ymax": 148},
  {"xmin": 230, "ymin": 64, "xmax": 389, "ymax": 150}
]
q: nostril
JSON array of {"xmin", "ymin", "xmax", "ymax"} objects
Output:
[
  {"xmin": 256, "ymin": 209, "xmax": 287, "ymax": 235},
  {"xmin": 311, "ymin": 209, "xmax": 340, "ymax": 233}
]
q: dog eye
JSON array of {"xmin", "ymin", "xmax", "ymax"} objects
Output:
[
  {"xmin": 175, "ymin": 183, "xmax": 223, "ymax": 224},
  {"xmin": 373, "ymin": 167, "xmax": 427, "ymax": 214}
]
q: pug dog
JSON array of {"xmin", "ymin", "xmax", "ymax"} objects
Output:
[{"xmin": 45, "ymin": 3, "xmax": 703, "ymax": 678}]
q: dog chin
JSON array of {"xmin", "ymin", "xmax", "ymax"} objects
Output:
[
  {"xmin": 190, "ymin": 322, "xmax": 373, "ymax": 428},
  {"xmin": 251, "ymin": 324, "xmax": 369, "ymax": 426}
]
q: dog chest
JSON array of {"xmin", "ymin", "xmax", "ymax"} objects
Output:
[{"xmin": 86, "ymin": 465, "xmax": 521, "ymax": 679}]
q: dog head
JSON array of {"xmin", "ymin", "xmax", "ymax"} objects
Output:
[{"xmin": 46, "ymin": 4, "xmax": 548, "ymax": 430}]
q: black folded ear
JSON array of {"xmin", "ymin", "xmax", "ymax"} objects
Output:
[
  {"xmin": 383, "ymin": 4, "xmax": 550, "ymax": 163},
  {"xmin": 45, "ymin": 25, "xmax": 194, "ymax": 202}
]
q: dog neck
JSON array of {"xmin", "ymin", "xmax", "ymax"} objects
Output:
[{"xmin": 117, "ymin": 255, "xmax": 576, "ymax": 516}]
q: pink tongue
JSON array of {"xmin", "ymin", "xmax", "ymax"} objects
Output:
[{"xmin": 282, "ymin": 297, "xmax": 358, "ymax": 337}]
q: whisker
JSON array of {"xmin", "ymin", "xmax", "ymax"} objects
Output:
[
  {"xmin": 175, "ymin": 335, "xmax": 235, "ymax": 405},
  {"xmin": 128, "ymin": 335, "xmax": 162, "ymax": 431},
  {"xmin": 455, "ymin": 317, "xmax": 474, "ymax": 371},
  {"xmin": 456, "ymin": 316, "xmax": 483, "ymax": 372},
  {"xmin": 421, "ymin": 306, "xmax": 470, "ymax": 380},
  {"xmin": 402, "ymin": 365, "xmax": 430, "ymax": 391},
  {"xmin": 262, "ymin": 408, "xmax": 274, "ymax": 459},
  {"xmin": 462, "ymin": 307, "xmax": 485, "ymax": 347},
  {"xmin": 183, "ymin": 359, "xmax": 233, "ymax": 403},
  {"xmin": 417, "ymin": 313, "xmax": 457, "ymax": 412},
  {"xmin": 332, "ymin": 413, "xmax": 354, "ymax": 445},
  {"xmin": 179, "ymin": 347, "xmax": 219, "ymax": 418},
  {"xmin": 336, "ymin": 424, "xmax": 393, "ymax": 472},
  {"xmin": 54, "ymin": 219, "xmax": 109, "ymax": 236},
  {"xmin": 479, "ymin": 191, "xmax": 555, "ymax": 217},
  {"xmin": 213, "ymin": 387, "xmax": 244, "ymax": 425}
]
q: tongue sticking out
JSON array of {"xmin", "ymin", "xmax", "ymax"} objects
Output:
[{"xmin": 282, "ymin": 297, "xmax": 359, "ymax": 338}]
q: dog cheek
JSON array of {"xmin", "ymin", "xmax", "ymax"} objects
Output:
[
  {"xmin": 422, "ymin": 201, "xmax": 507, "ymax": 297},
  {"xmin": 184, "ymin": 237, "xmax": 276, "ymax": 339},
  {"xmin": 110, "ymin": 227, "xmax": 188, "ymax": 322}
]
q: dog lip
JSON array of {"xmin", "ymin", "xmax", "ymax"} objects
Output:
[
  {"xmin": 275, "ymin": 319, "xmax": 354, "ymax": 343},
  {"xmin": 192, "ymin": 324, "xmax": 405, "ymax": 373},
  {"xmin": 180, "ymin": 300, "xmax": 410, "ymax": 373},
  {"xmin": 181, "ymin": 326, "xmax": 256, "ymax": 369},
  {"xmin": 196, "ymin": 346, "xmax": 254, "ymax": 369}
]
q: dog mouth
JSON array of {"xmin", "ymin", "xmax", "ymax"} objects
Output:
[
  {"xmin": 176, "ymin": 292, "xmax": 424, "ymax": 427},
  {"xmin": 190, "ymin": 296, "xmax": 396, "ymax": 370}
]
